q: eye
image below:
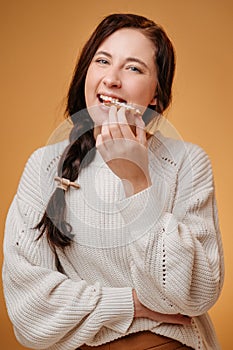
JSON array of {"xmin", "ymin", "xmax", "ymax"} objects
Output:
[
  {"xmin": 95, "ymin": 58, "xmax": 109, "ymax": 65},
  {"xmin": 128, "ymin": 66, "xmax": 141, "ymax": 73},
  {"xmin": 127, "ymin": 65, "xmax": 143, "ymax": 74}
]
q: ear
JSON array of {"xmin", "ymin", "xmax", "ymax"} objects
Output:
[{"xmin": 149, "ymin": 95, "xmax": 157, "ymax": 106}]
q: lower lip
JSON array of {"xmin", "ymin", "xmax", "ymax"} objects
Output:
[{"xmin": 97, "ymin": 102, "xmax": 110, "ymax": 113}]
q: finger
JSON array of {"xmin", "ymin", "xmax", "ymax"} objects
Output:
[
  {"xmin": 172, "ymin": 314, "xmax": 191, "ymax": 326},
  {"xmin": 95, "ymin": 133, "xmax": 104, "ymax": 149},
  {"xmin": 108, "ymin": 105, "xmax": 123, "ymax": 139},
  {"xmin": 135, "ymin": 116, "xmax": 147, "ymax": 145},
  {"xmin": 101, "ymin": 120, "xmax": 111, "ymax": 143},
  {"xmin": 148, "ymin": 309, "xmax": 191, "ymax": 326},
  {"xmin": 164, "ymin": 314, "xmax": 192, "ymax": 326},
  {"xmin": 96, "ymin": 133, "xmax": 110, "ymax": 161},
  {"xmin": 117, "ymin": 107, "xmax": 135, "ymax": 139}
]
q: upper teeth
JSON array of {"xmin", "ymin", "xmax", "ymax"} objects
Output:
[
  {"xmin": 100, "ymin": 95, "xmax": 121, "ymax": 103},
  {"xmin": 99, "ymin": 94, "xmax": 142, "ymax": 116}
]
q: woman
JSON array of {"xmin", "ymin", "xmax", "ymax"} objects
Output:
[{"xmin": 2, "ymin": 13, "xmax": 224, "ymax": 350}]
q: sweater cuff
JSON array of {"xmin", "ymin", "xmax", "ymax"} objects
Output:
[
  {"xmin": 116, "ymin": 185, "xmax": 164, "ymax": 238},
  {"xmin": 97, "ymin": 287, "xmax": 134, "ymax": 333}
]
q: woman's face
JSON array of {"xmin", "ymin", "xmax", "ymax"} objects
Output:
[{"xmin": 84, "ymin": 28, "xmax": 157, "ymax": 127}]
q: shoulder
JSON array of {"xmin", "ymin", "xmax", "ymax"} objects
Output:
[
  {"xmin": 17, "ymin": 140, "xmax": 69, "ymax": 211},
  {"xmin": 149, "ymin": 131, "xmax": 213, "ymax": 183},
  {"xmin": 24, "ymin": 140, "xmax": 69, "ymax": 171},
  {"xmin": 150, "ymin": 131, "xmax": 211, "ymax": 166}
]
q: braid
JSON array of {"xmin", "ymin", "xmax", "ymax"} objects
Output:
[{"xmin": 35, "ymin": 111, "xmax": 96, "ymax": 251}]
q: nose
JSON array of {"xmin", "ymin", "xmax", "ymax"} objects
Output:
[{"xmin": 102, "ymin": 68, "xmax": 122, "ymax": 88}]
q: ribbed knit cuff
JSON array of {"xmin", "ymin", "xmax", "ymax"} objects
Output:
[{"xmin": 97, "ymin": 287, "xmax": 134, "ymax": 333}]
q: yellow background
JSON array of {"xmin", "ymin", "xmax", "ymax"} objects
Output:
[{"xmin": 1, "ymin": 0, "xmax": 232, "ymax": 349}]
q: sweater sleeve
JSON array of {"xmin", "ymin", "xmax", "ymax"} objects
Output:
[
  {"xmin": 2, "ymin": 148, "xmax": 134, "ymax": 350},
  {"xmin": 117, "ymin": 143, "xmax": 224, "ymax": 317}
]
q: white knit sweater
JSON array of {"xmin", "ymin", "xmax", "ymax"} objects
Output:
[{"xmin": 2, "ymin": 131, "xmax": 224, "ymax": 350}]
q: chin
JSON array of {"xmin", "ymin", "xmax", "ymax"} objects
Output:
[{"xmin": 86, "ymin": 104, "xmax": 107, "ymax": 126}]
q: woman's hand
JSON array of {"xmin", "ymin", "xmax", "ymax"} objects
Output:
[
  {"xmin": 96, "ymin": 106, "xmax": 152, "ymax": 196},
  {"xmin": 133, "ymin": 290, "xmax": 192, "ymax": 326}
]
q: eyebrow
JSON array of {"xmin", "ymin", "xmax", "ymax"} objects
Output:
[{"xmin": 94, "ymin": 50, "xmax": 149, "ymax": 70}]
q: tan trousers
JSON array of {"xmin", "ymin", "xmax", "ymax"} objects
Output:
[{"xmin": 79, "ymin": 331, "xmax": 194, "ymax": 349}]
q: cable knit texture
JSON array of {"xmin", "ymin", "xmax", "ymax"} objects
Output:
[{"xmin": 2, "ymin": 131, "xmax": 224, "ymax": 350}]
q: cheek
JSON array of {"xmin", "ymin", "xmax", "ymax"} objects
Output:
[
  {"xmin": 84, "ymin": 70, "xmax": 93, "ymax": 105},
  {"xmin": 141, "ymin": 87, "xmax": 157, "ymax": 107},
  {"xmin": 129, "ymin": 79, "xmax": 156, "ymax": 107},
  {"xmin": 85, "ymin": 63, "xmax": 100, "ymax": 97}
]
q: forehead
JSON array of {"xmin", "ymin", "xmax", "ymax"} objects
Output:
[{"xmin": 97, "ymin": 28, "xmax": 156, "ymax": 59}]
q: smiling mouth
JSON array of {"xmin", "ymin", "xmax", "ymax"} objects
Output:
[
  {"xmin": 99, "ymin": 94, "xmax": 126, "ymax": 105},
  {"xmin": 98, "ymin": 94, "xmax": 142, "ymax": 115}
]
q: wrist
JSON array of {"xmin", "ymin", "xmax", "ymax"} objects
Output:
[
  {"xmin": 132, "ymin": 289, "xmax": 144, "ymax": 318},
  {"xmin": 122, "ymin": 176, "xmax": 152, "ymax": 197}
]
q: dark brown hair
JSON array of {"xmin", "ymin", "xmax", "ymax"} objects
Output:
[{"xmin": 36, "ymin": 13, "xmax": 176, "ymax": 252}]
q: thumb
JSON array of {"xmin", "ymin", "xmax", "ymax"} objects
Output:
[{"xmin": 135, "ymin": 116, "xmax": 146, "ymax": 145}]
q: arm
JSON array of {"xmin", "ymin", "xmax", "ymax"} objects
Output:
[
  {"xmin": 2, "ymin": 147, "xmax": 134, "ymax": 349},
  {"xmin": 2, "ymin": 196, "xmax": 134, "ymax": 349},
  {"xmin": 96, "ymin": 106, "xmax": 224, "ymax": 316},
  {"xmin": 117, "ymin": 143, "xmax": 224, "ymax": 316}
]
